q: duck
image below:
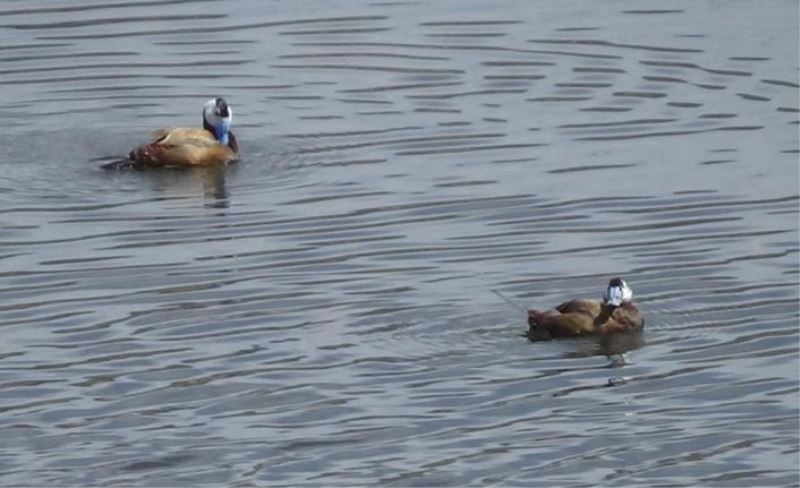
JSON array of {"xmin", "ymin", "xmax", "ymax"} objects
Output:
[
  {"xmin": 127, "ymin": 97, "xmax": 239, "ymax": 167},
  {"xmin": 527, "ymin": 277, "xmax": 644, "ymax": 340}
]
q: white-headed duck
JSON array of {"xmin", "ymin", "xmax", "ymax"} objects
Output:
[
  {"xmin": 127, "ymin": 97, "xmax": 239, "ymax": 167},
  {"xmin": 528, "ymin": 277, "xmax": 644, "ymax": 340}
]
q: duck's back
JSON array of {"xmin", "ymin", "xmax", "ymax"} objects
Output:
[
  {"xmin": 529, "ymin": 299, "xmax": 644, "ymax": 339},
  {"xmin": 129, "ymin": 128, "xmax": 237, "ymax": 166},
  {"xmin": 528, "ymin": 298, "xmax": 598, "ymax": 339},
  {"xmin": 555, "ymin": 299, "xmax": 603, "ymax": 317},
  {"xmin": 597, "ymin": 304, "xmax": 645, "ymax": 333}
]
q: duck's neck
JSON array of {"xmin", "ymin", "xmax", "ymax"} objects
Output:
[
  {"xmin": 204, "ymin": 119, "xmax": 230, "ymax": 146},
  {"xmin": 594, "ymin": 303, "xmax": 617, "ymax": 326}
]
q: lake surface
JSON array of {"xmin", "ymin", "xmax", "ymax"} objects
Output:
[{"xmin": 0, "ymin": 0, "xmax": 798, "ymax": 486}]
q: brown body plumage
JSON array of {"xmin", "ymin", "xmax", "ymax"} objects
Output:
[
  {"xmin": 127, "ymin": 98, "xmax": 239, "ymax": 167},
  {"xmin": 128, "ymin": 128, "xmax": 238, "ymax": 167},
  {"xmin": 527, "ymin": 278, "xmax": 645, "ymax": 341}
]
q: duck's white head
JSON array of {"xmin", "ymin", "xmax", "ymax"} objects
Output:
[
  {"xmin": 603, "ymin": 277, "xmax": 633, "ymax": 307},
  {"xmin": 203, "ymin": 97, "xmax": 232, "ymax": 146}
]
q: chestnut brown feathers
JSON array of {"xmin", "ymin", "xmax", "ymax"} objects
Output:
[{"xmin": 527, "ymin": 278, "xmax": 644, "ymax": 341}]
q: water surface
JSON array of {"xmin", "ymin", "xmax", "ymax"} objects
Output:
[{"xmin": 0, "ymin": 0, "xmax": 798, "ymax": 486}]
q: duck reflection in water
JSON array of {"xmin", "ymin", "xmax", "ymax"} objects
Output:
[
  {"xmin": 111, "ymin": 163, "xmax": 233, "ymax": 208},
  {"xmin": 171, "ymin": 164, "xmax": 232, "ymax": 207},
  {"xmin": 197, "ymin": 165, "xmax": 231, "ymax": 206},
  {"xmin": 564, "ymin": 331, "xmax": 645, "ymax": 363}
]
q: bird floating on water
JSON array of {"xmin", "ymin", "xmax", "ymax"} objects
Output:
[
  {"xmin": 527, "ymin": 277, "xmax": 645, "ymax": 341},
  {"xmin": 124, "ymin": 97, "xmax": 239, "ymax": 168}
]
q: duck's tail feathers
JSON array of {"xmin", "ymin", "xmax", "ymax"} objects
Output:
[{"xmin": 527, "ymin": 309, "xmax": 545, "ymax": 327}]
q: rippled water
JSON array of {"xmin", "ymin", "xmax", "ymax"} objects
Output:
[{"xmin": 1, "ymin": 1, "xmax": 798, "ymax": 486}]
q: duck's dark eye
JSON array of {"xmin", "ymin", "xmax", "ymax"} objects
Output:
[{"xmin": 215, "ymin": 98, "xmax": 229, "ymax": 117}]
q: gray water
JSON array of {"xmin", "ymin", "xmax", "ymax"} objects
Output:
[{"xmin": 0, "ymin": 1, "xmax": 798, "ymax": 486}]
